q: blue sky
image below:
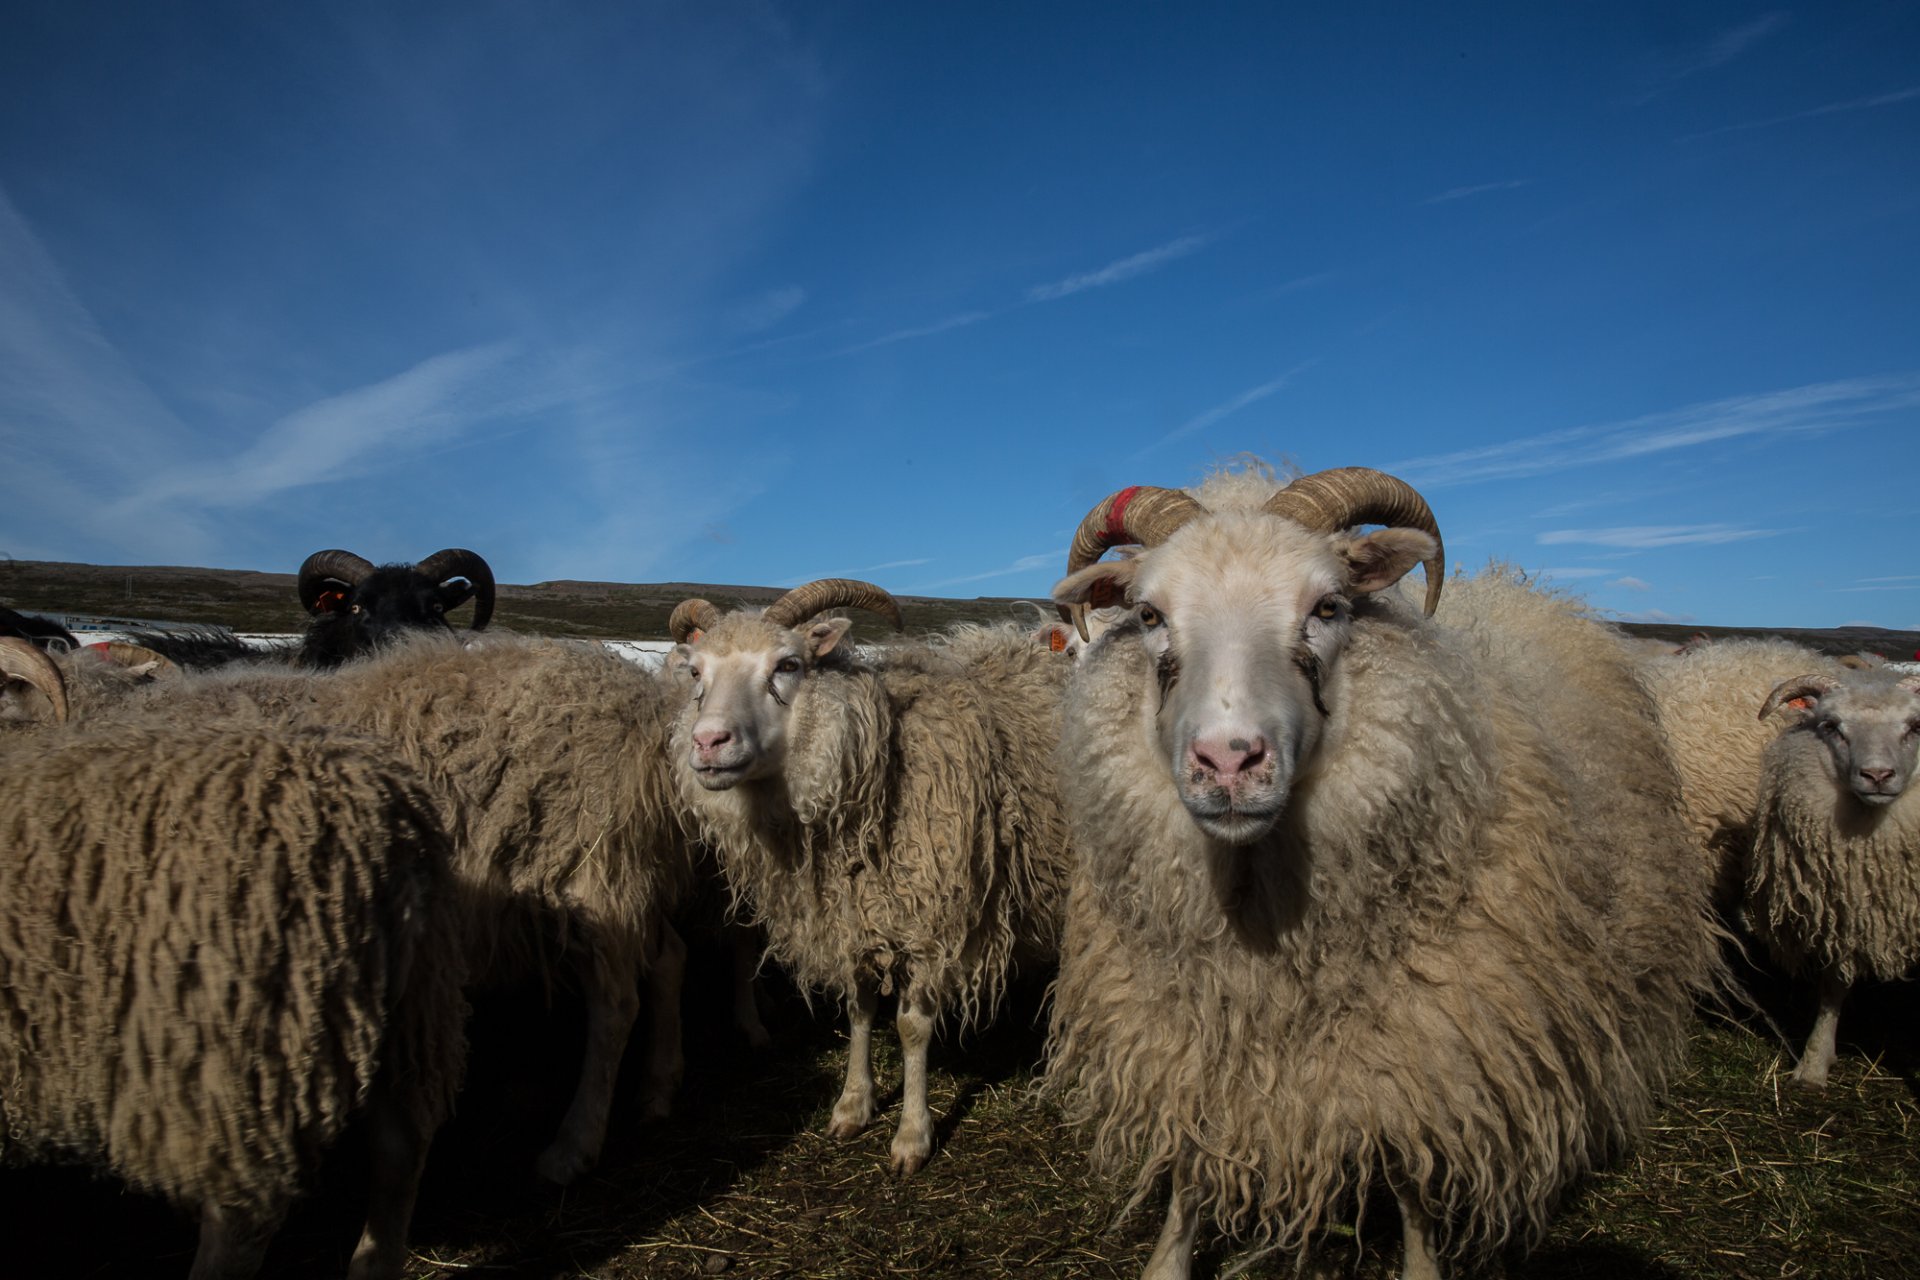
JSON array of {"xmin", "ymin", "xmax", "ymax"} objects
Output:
[{"xmin": 2, "ymin": 3, "xmax": 1916, "ymax": 629}]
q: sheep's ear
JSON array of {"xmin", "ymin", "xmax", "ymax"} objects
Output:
[
  {"xmin": 1035, "ymin": 622, "xmax": 1074, "ymax": 654},
  {"xmin": 1338, "ymin": 528, "xmax": 1437, "ymax": 596},
  {"xmin": 807, "ymin": 617, "xmax": 853, "ymax": 659},
  {"xmin": 1759, "ymin": 674, "xmax": 1838, "ymax": 721},
  {"xmin": 665, "ymin": 643, "xmax": 695, "ymax": 678},
  {"xmin": 1052, "ymin": 559, "xmax": 1139, "ymax": 613}
]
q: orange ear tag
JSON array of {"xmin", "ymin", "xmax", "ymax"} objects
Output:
[{"xmin": 1048, "ymin": 628, "xmax": 1068, "ymax": 653}]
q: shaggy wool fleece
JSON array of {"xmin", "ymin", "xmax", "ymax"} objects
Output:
[
  {"xmin": 1747, "ymin": 725, "xmax": 1920, "ymax": 985},
  {"xmin": 1046, "ymin": 568, "xmax": 1718, "ymax": 1265},
  {"xmin": 0, "ymin": 721, "xmax": 467, "ymax": 1218},
  {"xmin": 672, "ymin": 621, "xmax": 1073, "ymax": 1030},
  {"xmin": 109, "ymin": 634, "xmax": 695, "ymax": 980}
]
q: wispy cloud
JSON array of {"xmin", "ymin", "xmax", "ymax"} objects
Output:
[
  {"xmin": 1703, "ymin": 13, "xmax": 1789, "ymax": 70},
  {"xmin": 1610, "ymin": 576, "xmax": 1653, "ymax": 591},
  {"xmin": 1680, "ymin": 84, "xmax": 1920, "ymax": 143},
  {"xmin": 832, "ymin": 232, "xmax": 1215, "ymax": 358},
  {"xmin": 1630, "ymin": 12, "xmax": 1787, "ymax": 104},
  {"xmin": 121, "ymin": 342, "xmax": 529, "ymax": 513},
  {"xmin": 1538, "ymin": 567, "xmax": 1613, "ymax": 580},
  {"xmin": 783, "ymin": 556, "xmax": 932, "ymax": 587},
  {"xmin": 1835, "ymin": 582, "xmax": 1920, "ymax": 593},
  {"xmin": 1539, "ymin": 525, "xmax": 1784, "ymax": 549},
  {"xmin": 1027, "ymin": 234, "xmax": 1211, "ymax": 303},
  {"xmin": 832, "ymin": 310, "xmax": 990, "ymax": 356},
  {"xmin": 1132, "ymin": 360, "xmax": 1319, "ymax": 461},
  {"xmin": 1420, "ymin": 178, "xmax": 1532, "ymax": 206},
  {"xmin": 919, "ymin": 550, "xmax": 1063, "ymax": 591},
  {"xmin": 1390, "ymin": 375, "xmax": 1920, "ymax": 489},
  {"xmin": 730, "ymin": 285, "xmax": 807, "ymax": 334}
]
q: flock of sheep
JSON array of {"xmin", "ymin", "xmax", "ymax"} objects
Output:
[{"xmin": 2, "ymin": 461, "xmax": 1916, "ymax": 1280}]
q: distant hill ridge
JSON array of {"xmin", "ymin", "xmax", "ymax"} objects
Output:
[{"xmin": 5, "ymin": 557, "xmax": 1917, "ymax": 656}]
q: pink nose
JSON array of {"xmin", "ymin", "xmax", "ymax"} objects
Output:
[
  {"xmin": 1190, "ymin": 734, "xmax": 1268, "ymax": 781},
  {"xmin": 693, "ymin": 727, "xmax": 733, "ymax": 755},
  {"xmin": 1860, "ymin": 766, "xmax": 1895, "ymax": 787}
]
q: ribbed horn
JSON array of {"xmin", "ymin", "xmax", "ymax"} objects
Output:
[
  {"xmin": 417, "ymin": 548, "xmax": 496, "ymax": 631},
  {"xmin": 298, "ymin": 549, "xmax": 376, "ymax": 614},
  {"xmin": 763, "ymin": 579, "xmax": 904, "ymax": 631},
  {"xmin": 0, "ymin": 635, "xmax": 68, "ymax": 724},
  {"xmin": 1759, "ymin": 673, "xmax": 1840, "ymax": 720},
  {"xmin": 101, "ymin": 642, "xmax": 179, "ymax": 678},
  {"xmin": 1263, "ymin": 467, "xmax": 1446, "ymax": 616},
  {"xmin": 669, "ymin": 598, "xmax": 722, "ymax": 643},
  {"xmin": 1065, "ymin": 486, "xmax": 1206, "ymax": 578}
]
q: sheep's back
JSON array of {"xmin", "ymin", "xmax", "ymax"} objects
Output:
[{"xmin": 0, "ymin": 721, "xmax": 465, "ymax": 1214}]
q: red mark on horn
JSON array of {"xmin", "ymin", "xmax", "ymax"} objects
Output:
[{"xmin": 1104, "ymin": 486, "xmax": 1143, "ymax": 546}]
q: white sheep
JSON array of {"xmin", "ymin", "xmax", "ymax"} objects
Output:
[
  {"xmin": 666, "ymin": 579, "xmax": 1074, "ymax": 1175},
  {"xmin": 1637, "ymin": 636, "xmax": 1850, "ymax": 904},
  {"xmin": 0, "ymin": 719, "xmax": 468, "ymax": 1280},
  {"xmin": 1045, "ymin": 464, "xmax": 1721, "ymax": 1280},
  {"xmin": 1747, "ymin": 667, "xmax": 1920, "ymax": 1086}
]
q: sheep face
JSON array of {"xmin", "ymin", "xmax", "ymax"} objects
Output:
[
  {"xmin": 1765, "ymin": 672, "xmax": 1920, "ymax": 808},
  {"xmin": 1053, "ymin": 510, "xmax": 1433, "ymax": 846},
  {"xmin": 673, "ymin": 613, "xmax": 853, "ymax": 789}
]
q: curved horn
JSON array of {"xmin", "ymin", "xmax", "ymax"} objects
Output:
[
  {"xmin": 1065, "ymin": 486, "xmax": 1207, "ymax": 578},
  {"xmin": 416, "ymin": 548, "xmax": 496, "ymax": 631},
  {"xmin": 763, "ymin": 579, "xmax": 904, "ymax": 631},
  {"xmin": 1759, "ymin": 673, "xmax": 1841, "ymax": 720},
  {"xmin": 298, "ymin": 549, "xmax": 375, "ymax": 614},
  {"xmin": 0, "ymin": 635, "xmax": 68, "ymax": 724},
  {"xmin": 1263, "ymin": 467, "xmax": 1447, "ymax": 616},
  {"xmin": 100, "ymin": 642, "xmax": 179, "ymax": 678},
  {"xmin": 669, "ymin": 598, "xmax": 722, "ymax": 643}
]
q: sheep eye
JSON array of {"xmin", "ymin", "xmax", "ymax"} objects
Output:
[
  {"xmin": 350, "ymin": 604, "xmax": 362, "ymax": 614},
  {"xmin": 775, "ymin": 656, "xmax": 802, "ymax": 676},
  {"xmin": 1138, "ymin": 604, "xmax": 1163, "ymax": 628},
  {"xmin": 1312, "ymin": 597, "xmax": 1341, "ymax": 621}
]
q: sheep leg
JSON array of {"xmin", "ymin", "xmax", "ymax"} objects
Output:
[
  {"xmin": 889, "ymin": 981, "xmax": 936, "ymax": 1175},
  {"xmin": 347, "ymin": 1076, "xmax": 434, "ymax": 1280},
  {"xmin": 639, "ymin": 918, "xmax": 689, "ymax": 1120},
  {"xmin": 189, "ymin": 1198, "xmax": 288, "ymax": 1280},
  {"xmin": 1140, "ymin": 1176, "xmax": 1198, "ymax": 1280},
  {"xmin": 1790, "ymin": 969, "xmax": 1850, "ymax": 1088},
  {"xmin": 534, "ymin": 929, "xmax": 646, "ymax": 1185},
  {"xmin": 827, "ymin": 976, "xmax": 880, "ymax": 1138},
  {"xmin": 1396, "ymin": 1188, "xmax": 1443, "ymax": 1280},
  {"xmin": 728, "ymin": 918, "xmax": 772, "ymax": 1049}
]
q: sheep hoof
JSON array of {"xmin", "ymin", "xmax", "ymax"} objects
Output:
[
  {"xmin": 1788, "ymin": 1067, "xmax": 1831, "ymax": 1090},
  {"xmin": 534, "ymin": 1141, "xmax": 594, "ymax": 1186},
  {"xmin": 827, "ymin": 1096, "xmax": 873, "ymax": 1139},
  {"xmin": 889, "ymin": 1146, "xmax": 930, "ymax": 1176}
]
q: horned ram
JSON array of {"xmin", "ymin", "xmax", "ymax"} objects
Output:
[{"xmin": 1044, "ymin": 463, "xmax": 1721, "ymax": 1280}]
